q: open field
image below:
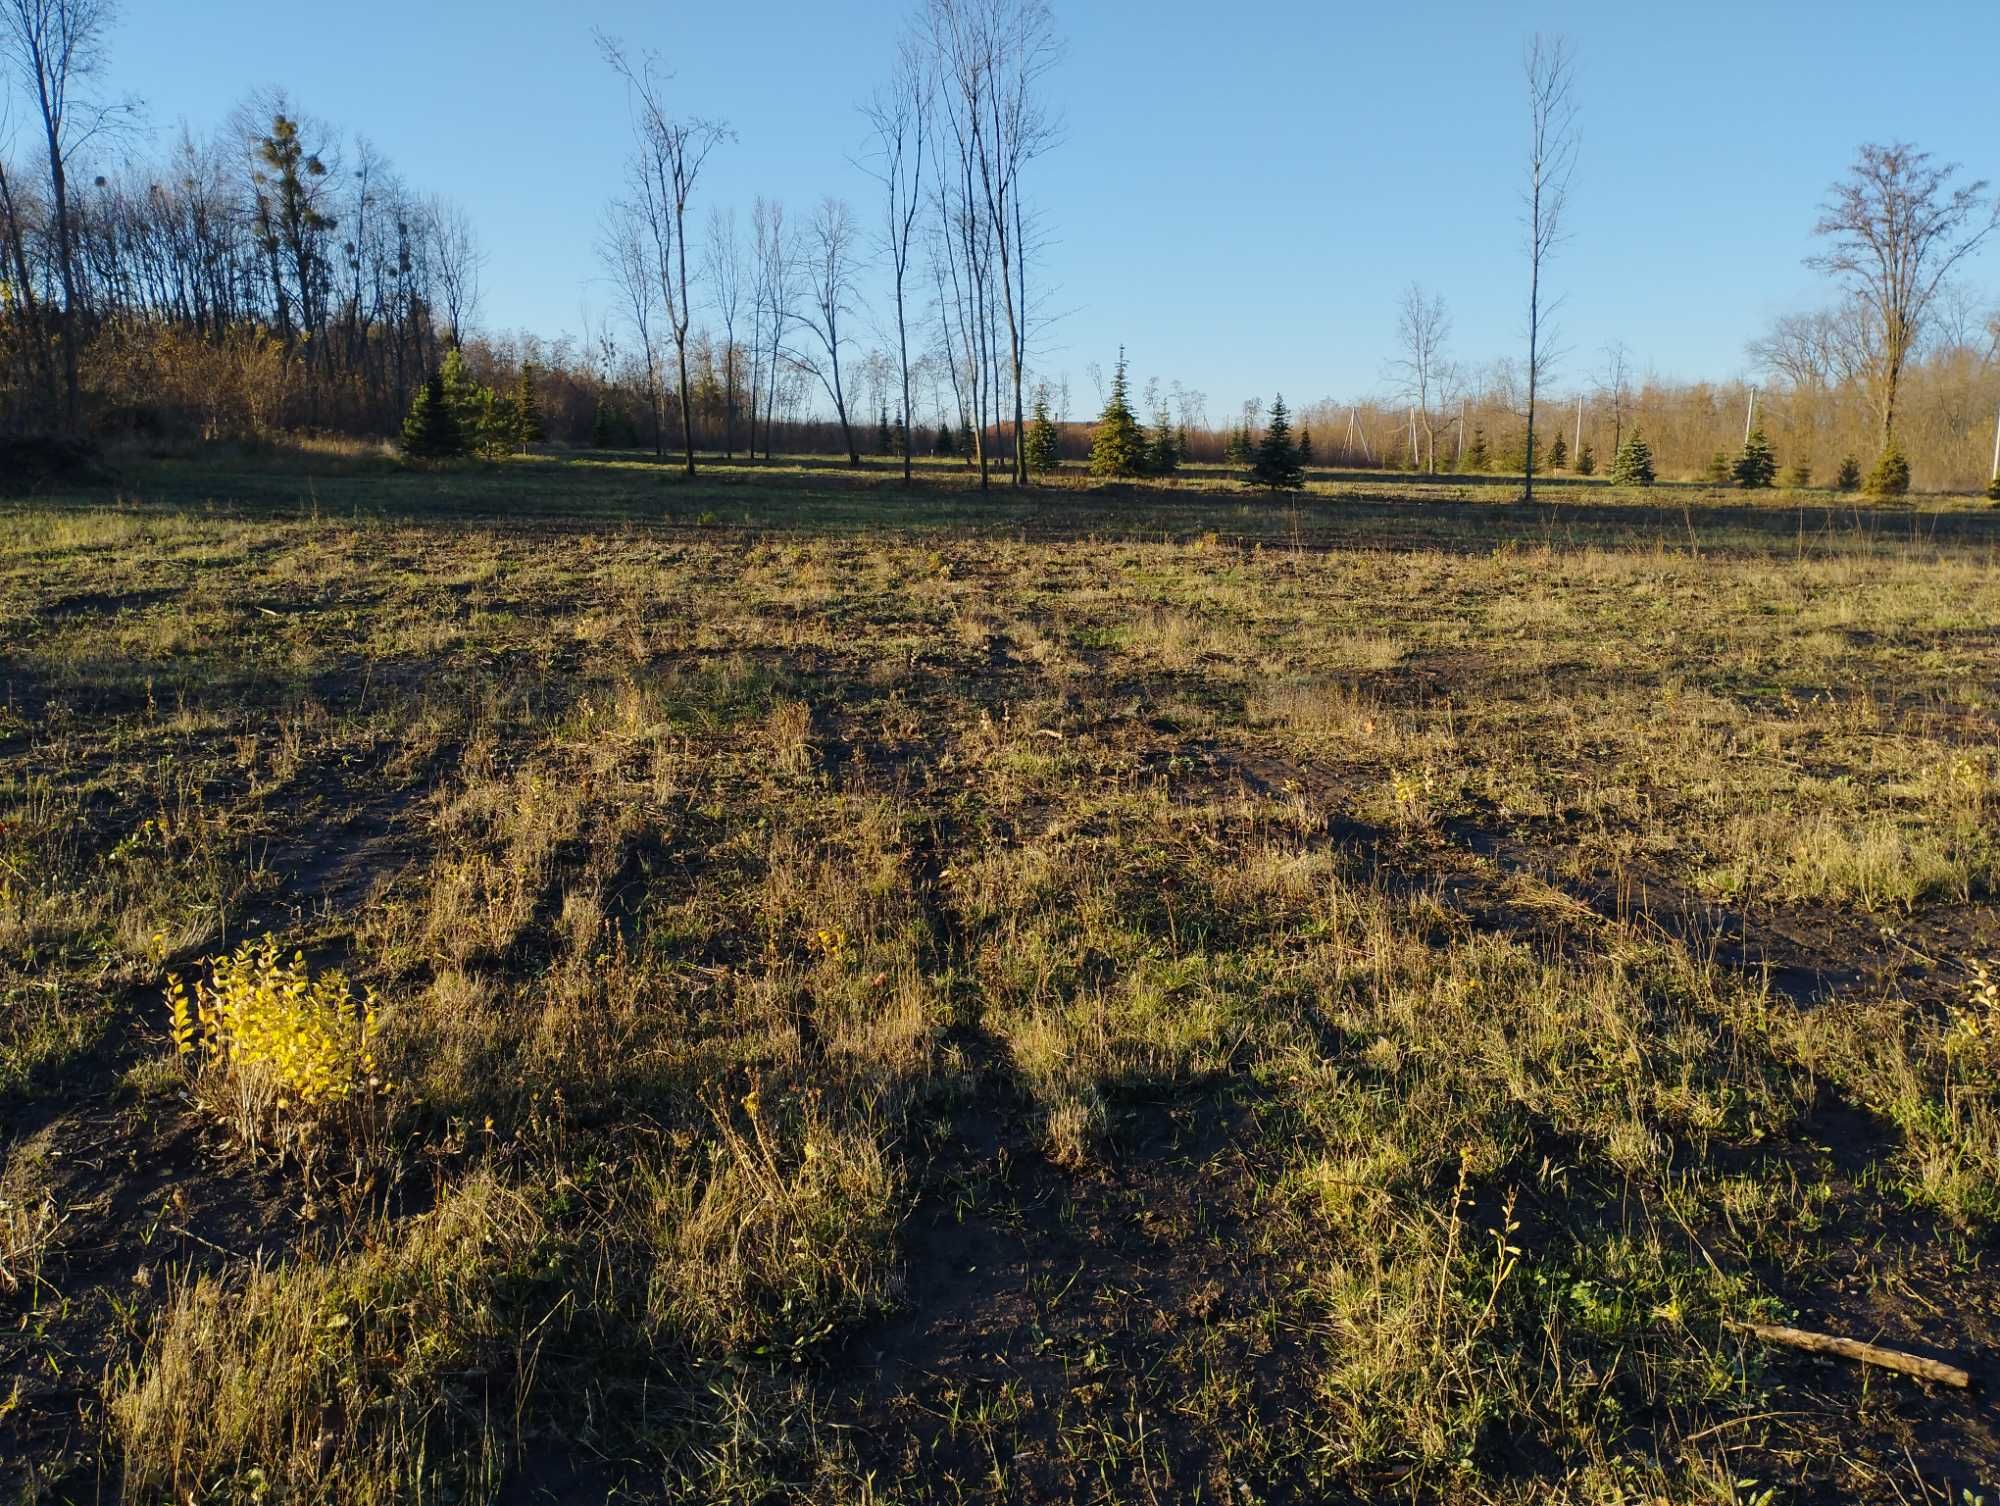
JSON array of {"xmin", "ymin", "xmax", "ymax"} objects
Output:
[{"xmin": 4, "ymin": 453, "xmax": 2000, "ymax": 1503}]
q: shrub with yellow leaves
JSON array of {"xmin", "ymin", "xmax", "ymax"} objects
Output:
[{"xmin": 167, "ymin": 936, "xmax": 390, "ymax": 1167}]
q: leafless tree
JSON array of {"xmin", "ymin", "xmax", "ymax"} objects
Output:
[
  {"xmin": 1808, "ymin": 142, "xmax": 1998, "ymax": 449},
  {"xmin": 425, "ymin": 195, "xmax": 480, "ymax": 348},
  {"xmin": 599, "ymin": 32, "xmax": 732, "ymax": 477},
  {"xmin": 1597, "ymin": 339, "xmax": 1632, "ymax": 458},
  {"xmin": 862, "ymin": 37, "xmax": 930, "ymax": 485},
  {"xmin": 1520, "ymin": 34, "xmax": 1577, "ymax": 502},
  {"xmin": 1387, "ymin": 283, "xmax": 1452, "ymax": 474},
  {"xmin": 598, "ymin": 201, "xmax": 661, "ymax": 455},
  {"xmin": 924, "ymin": 0, "xmax": 1062, "ymax": 485},
  {"xmin": 750, "ymin": 196, "xmax": 793, "ymax": 460},
  {"xmin": 789, "ymin": 196, "xmax": 863, "ymax": 465},
  {"xmin": 703, "ymin": 205, "xmax": 744, "ymax": 458},
  {"xmin": 3, "ymin": 0, "xmax": 130, "ymax": 428}
]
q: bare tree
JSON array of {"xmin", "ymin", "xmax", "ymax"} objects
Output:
[
  {"xmin": 703, "ymin": 205, "xmax": 744, "ymax": 458},
  {"xmin": 3, "ymin": 0, "xmax": 129, "ymax": 428},
  {"xmin": 862, "ymin": 37, "xmax": 930, "ymax": 486},
  {"xmin": 1808, "ymin": 142, "xmax": 1999, "ymax": 449},
  {"xmin": 1597, "ymin": 339, "xmax": 1632, "ymax": 459},
  {"xmin": 598, "ymin": 201, "xmax": 661, "ymax": 455},
  {"xmin": 924, "ymin": 0, "xmax": 1062, "ymax": 486},
  {"xmin": 1520, "ymin": 34, "xmax": 1577, "ymax": 502},
  {"xmin": 424, "ymin": 195, "xmax": 480, "ymax": 349},
  {"xmin": 789, "ymin": 196, "xmax": 863, "ymax": 465},
  {"xmin": 750, "ymin": 196, "xmax": 793, "ymax": 460},
  {"xmin": 598, "ymin": 32, "xmax": 732, "ymax": 478},
  {"xmin": 1387, "ymin": 283, "xmax": 1452, "ymax": 474}
]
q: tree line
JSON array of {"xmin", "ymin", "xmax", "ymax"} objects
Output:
[{"xmin": 4, "ymin": 4, "xmax": 1997, "ymax": 495}]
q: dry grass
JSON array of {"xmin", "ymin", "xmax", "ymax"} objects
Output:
[{"xmin": 1, "ymin": 457, "xmax": 1997, "ymax": 1502}]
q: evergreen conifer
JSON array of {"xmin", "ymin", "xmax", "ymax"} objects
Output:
[
  {"xmin": 1025, "ymin": 392, "xmax": 1061, "ymax": 474},
  {"xmin": 1609, "ymin": 431, "xmax": 1656, "ymax": 486},
  {"xmin": 513, "ymin": 364, "xmax": 546, "ymax": 449},
  {"xmin": 1464, "ymin": 427, "xmax": 1489, "ymax": 472},
  {"xmin": 1573, "ymin": 439, "xmax": 1596, "ymax": 476},
  {"xmin": 1250, "ymin": 394, "xmax": 1305, "ymax": 491},
  {"xmin": 1865, "ymin": 444, "xmax": 1910, "ymax": 498},
  {"xmin": 1732, "ymin": 427, "xmax": 1778, "ymax": 488},
  {"xmin": 401, "ymin": 371, "xmax": 465, "ymax": 459},
  {"xmin": 1089, "ymin": 349, "xmax": 1148, "ymax": 479},
  {"xmin": 1835, "ymin": 455, "xmax": 1862, "ymax": 492},
  {"xmin": 1546, "ymin": 433, "xmax": 1568, "ymax": 470}
]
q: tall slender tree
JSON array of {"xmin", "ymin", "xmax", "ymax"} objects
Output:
[
  {"xmin": 1520, "ymin": 35, "xmax": 1578, "ymax": 503},
  {"xmin": 863, "ymin": 38, "xmax": 930, "ymax": 486}
]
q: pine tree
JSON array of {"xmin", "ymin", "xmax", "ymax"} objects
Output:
[
  {"xmin": 1834, "ymin": 455, "xmax": 1861, "ymax": 491},
  {"xmin": 1251, "ymin": 394, "xmax": 1305, "ymax": 491},
  {"xmin": 1089, "ymin": 349, "xmax": 1148, "ymax": 479},
  {"xmin": 1732, "ymin": 427, "xmax": 1778, "ymax": 489},
  {"xmin": 1025, "ymin": 392, "xmax": 1061, "ymax": 475},
  {"xmin": 1705, "ymin": 451, "xmax": 1732, "ymax": 485},
  {"xmin": 1546, "ymin": 433, "xmax": 1568, "ymax": 470},
  {"xmin": 1865, "ymin": 444, "xmax": 1910, "ymax": 498},
  {"xmin": 877, "ymin": 408, "xmax": 893, "ymax": 456},
  {"xmin": 474, "ymin": 387, "xmax": 517, "ymax": 456},
  {"xmin": 1297, "ymin": 425, "xmax": 1315, "ymax": 466},
  {"xmin": 1787, "ymin": 460, "xmax": 1813, "ymax": 488},
  {"xmin": 1573, "ymin": 439, "xmax": 1596, "ymax": 476},
  {"xmin": 401, "ymin": 371, "xmax": 465, "ymax": 459},
  {"xmin": 1146, "ymin": 410, "xmax": 1179, "ymax": 476},
  {"xmin": 591, "ymin": 401, "xmax": 613, "ymax": 449},
  {"xmin": 513, "ymin": 364, "xmax": 546, "ymax": 450},
  {"xmin": 1609, "ymin": 431, "xmax": 1656, "ymax": 486},
  {"xmin": 937, "ymin": 419, "xmax": 958, "ymax": 458},
  {"xmin": 439, "ymin": 348, "xmax": 482, "ymax": 434},
  {"xmin": 1223, "ymin": 425, "xmax": 1251, "ymax": 465},
  {"xmin": 1464, "ymin": 427, "xmax": 1489, "ymax": 473}
]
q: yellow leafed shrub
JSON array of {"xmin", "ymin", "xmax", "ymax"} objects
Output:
[{"xmin": 167, "ymin": 936, "xmax": 389, "ymax": 1162}]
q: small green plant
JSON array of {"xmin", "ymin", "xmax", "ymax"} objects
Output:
[
  {"xmin": 1835, "ymin": 455, "xmax": 1862, "ymax": 491},
  {"xmin": 1609, "ymin": 431, "xmax": 1655, "ymax": 486},
  {"xmin": 1733, "ymin": 427, "xmax": 1777, "ymax": 488}
]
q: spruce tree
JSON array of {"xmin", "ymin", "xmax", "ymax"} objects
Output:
[
  {"xmin": 514, "ymin": 364, "xmax": 546, "ymax": 450},
  {"xmin": 1787, "ymin": 460, "xmax": 1813, "ymax": 488},
  {"xmin": 1025, "ymin": 392, "xmax": 1061, "ymax": 475},
  {"xmin": 877, "ymin": 408, "xmax": 893, "ymax": 456},
  {"xmin": 1297, "ymin": 425, "xmax": 1315, "ymax": 466},
  {"xmin": 1573, "ymin": 439, "xmax": 1596, "ymax": 476},
  {"xmin": 1834, "ymin": 455, "xmax": 1862, "ymax": 492},
  {"xmin": 894, "ymin": 412, "xmax": 910, "ymax": 459},
  {"xmin": 1088, "ymin": 349, "xmax": 1148, "ymax": 479},
  {"xmin": 591, "ymin": 401, "xmax": 613, "ymax": 449},
  {"xmin": 937, "ymin": 419, "xmax": 958, "ymax": 458},
  {"xmin": 1147, "ymin": 410, "xmax": 1179, "ymax": 476},
  {"xmin": 1609, "ymin": 431, "xmax": 1656, "ymax": 486},
  {"xmin": 1865, "ymin": 443, "xmax": 1910, "ymax": 498},
  {"xmin": 1223, "ymin": 425, "xmax": 1251, "ymax": 465},
  {"xmin": 1545, "ymin": 433, "xmax": 1568, "ymax": 470},
  {"xmin": 1705, "ymin": 451, "xmax": 1732, "ymax": 485},
  {"xmin": 1732, "ymin": 427, "xmax": 1778, "ymax": 489},
  {"xmin": 439, "ymin": 348, "xmax": 482, "ymax": 435},
  {"xmin": 402, "ymin": 371, "xmax": 465, "ymax": 459},
  {"xmin": 1250, "ymin": 394, "xmax": 1305, "ymax": 491},
  {"xmin": 1464, "ymin": 427, "xmax": 1489, "ymax": 473}
]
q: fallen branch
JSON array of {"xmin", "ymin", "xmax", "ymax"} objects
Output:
[{"xmin": 1729, "ymin": 1320, "xmax": 1972, "ymax": 1389}]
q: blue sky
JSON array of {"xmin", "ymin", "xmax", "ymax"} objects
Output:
[{"xmin": 111, "ymin": 0, "xmax": 2000, "ymax": 422}]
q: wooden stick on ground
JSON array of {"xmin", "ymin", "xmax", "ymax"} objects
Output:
[{"xmin": 1729, "ymin": 1320, "xmax": 1973, "ymax": 1389}]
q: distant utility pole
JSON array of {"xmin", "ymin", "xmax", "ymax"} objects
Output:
[
  {"xmin": 1990, "ymin": 402, "xmax": 1999, "ymax": 484},
  {"xmin": 1743, "ymin": 387, "xmax": 1757, "ymax": 446},
  {"xmin": 1459, "ymin": 400, "xmax": 1467, "ymax": 467},
  {"xmin": 1574, "ymin": 393, "xmax": 1583, "ymax": 456},
  {"xmin": 1408, "ymin": 406, "xmax": 1418, "ymax": 467}
]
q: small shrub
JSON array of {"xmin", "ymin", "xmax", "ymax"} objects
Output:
[
  {"xmin": 1787, "ymin": 459, "xmax": 1813, "ymax": 487},
  {"xmin": 1834, "ymin": 455, "xmax": 1862, "ymax": 492},
  {"xmin": 167, "ymin": 936, "xmax": 389, "ymax": 1163}
]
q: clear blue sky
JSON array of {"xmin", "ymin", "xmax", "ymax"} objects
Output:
[{"xmin": 113, "ymin": 0, "xmax": 2000, "ymax": 423}]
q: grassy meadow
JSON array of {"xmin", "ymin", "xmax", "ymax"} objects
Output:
[{"xmin": 3, "ymin": 450, "xmax": 2000, "ymax": 1503}]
